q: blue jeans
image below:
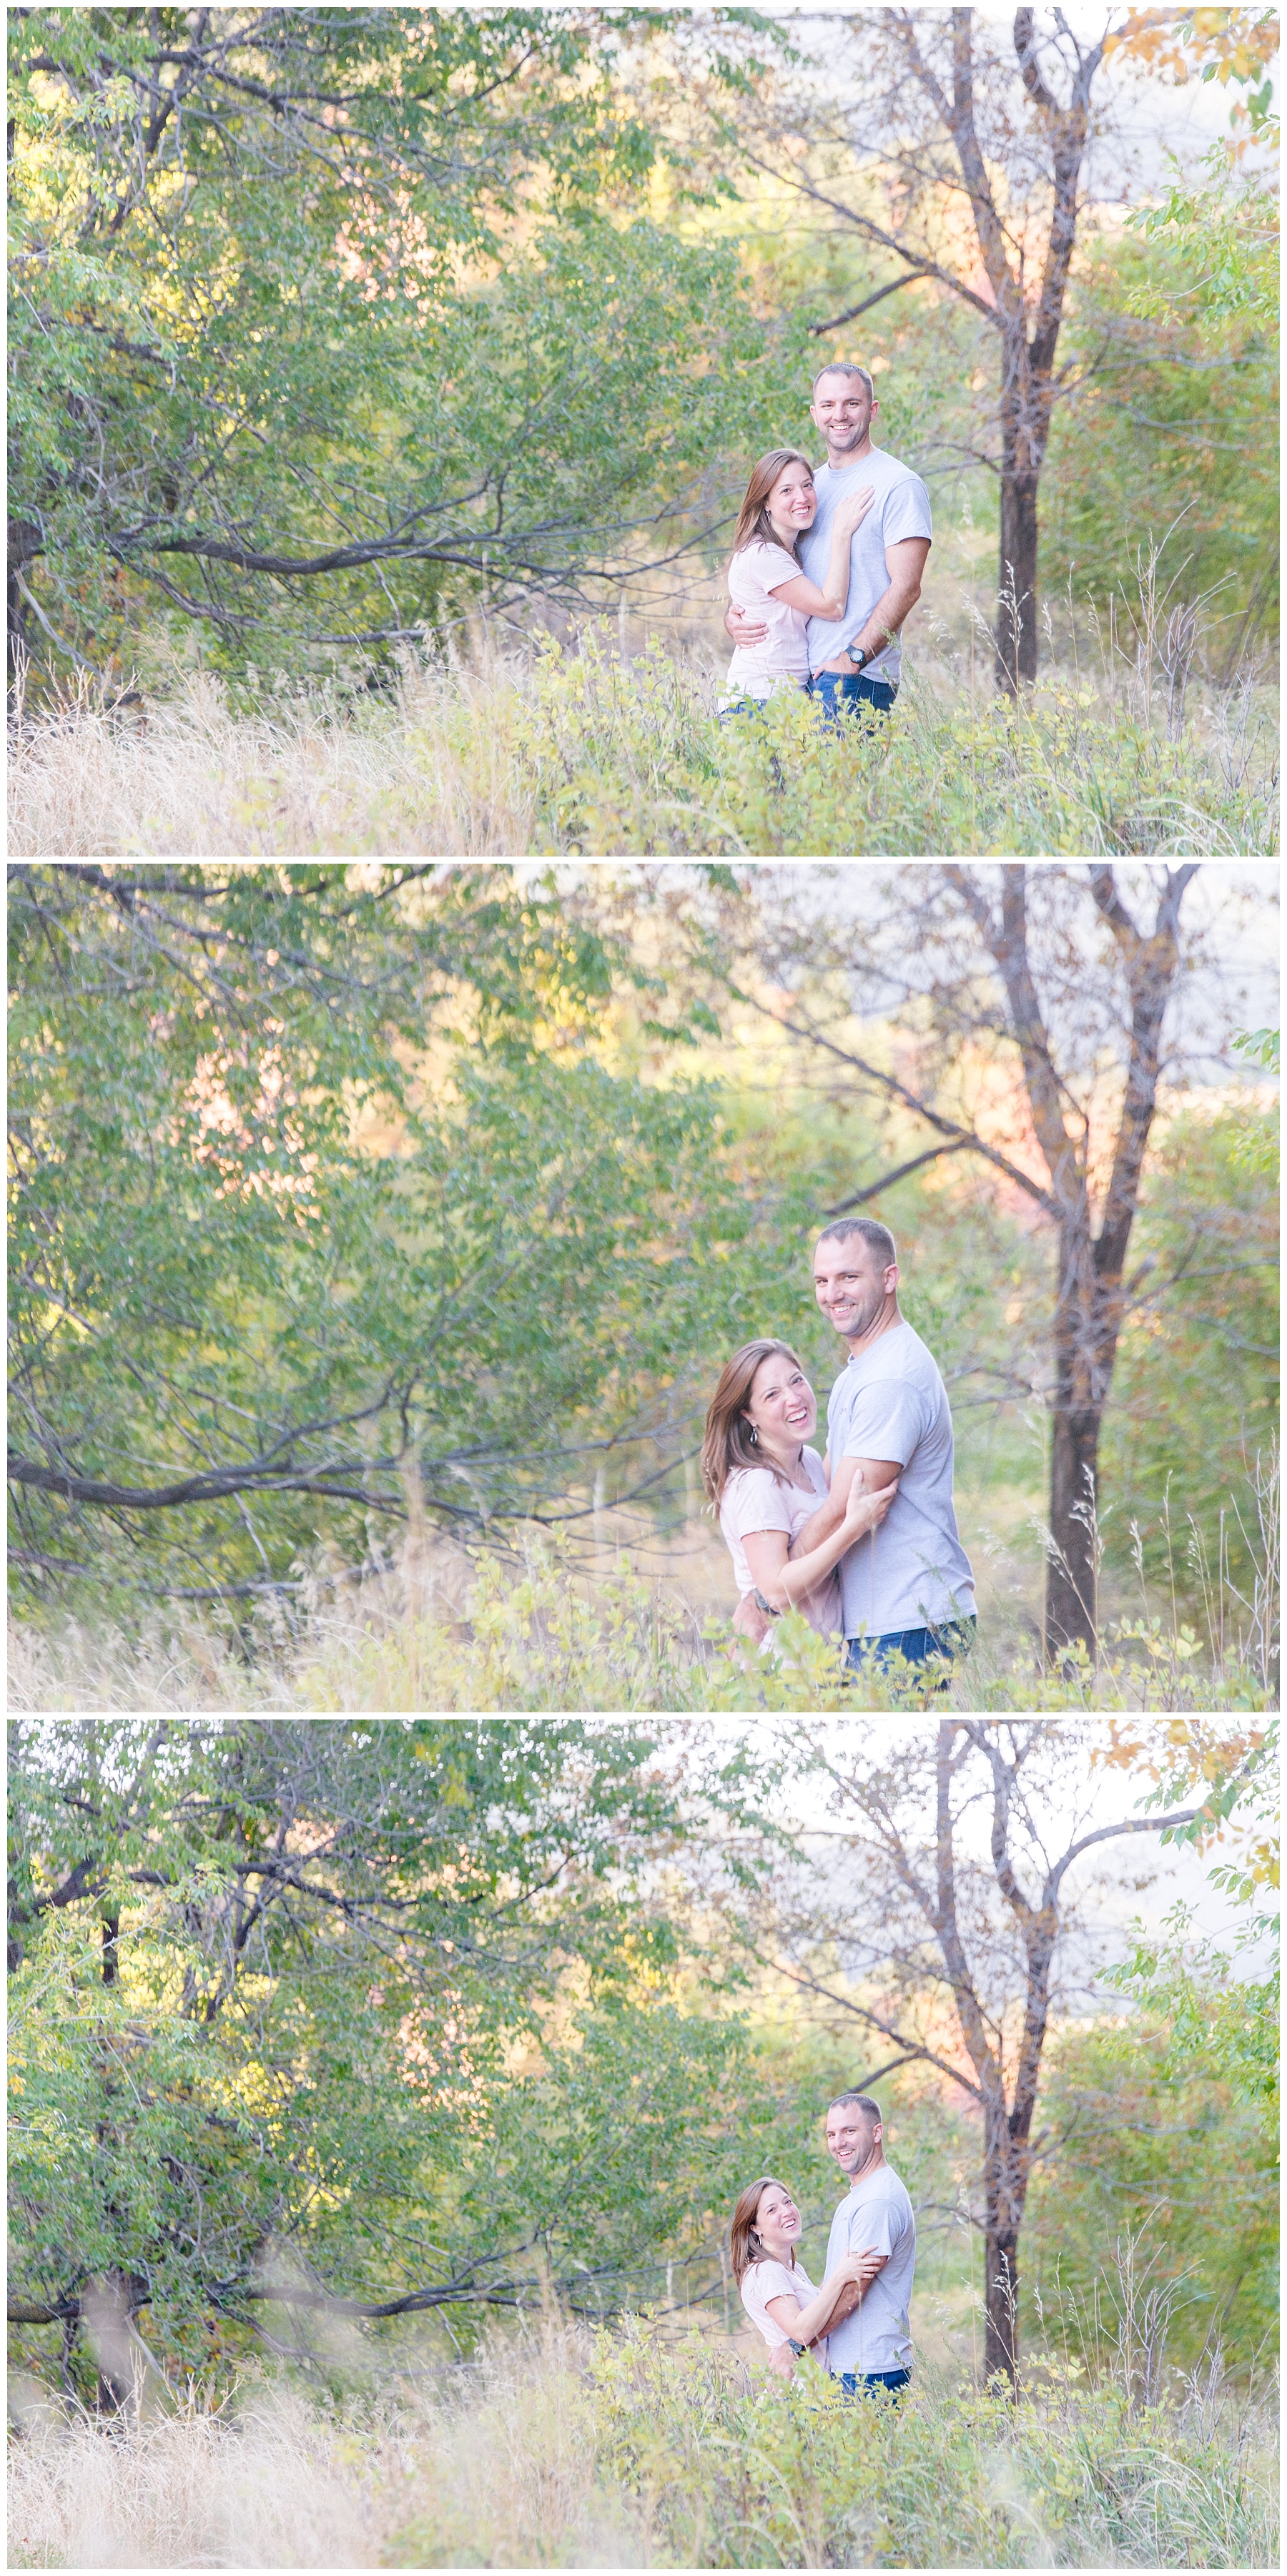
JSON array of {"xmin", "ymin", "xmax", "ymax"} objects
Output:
[
  {"xmin": 844, "ymin": 1616, "xmax": 977, "ymax": 1688},
  {"xmin": 808, "ymin": 670, "xmax": 899, "ymax": 729},
  {"xmin": 716, "ymin": 694, "xmax": 772, "ymax": 729},
  {"xmin": 837, "ymin": 2369, "xmax": 912, "ymax": 2400}
]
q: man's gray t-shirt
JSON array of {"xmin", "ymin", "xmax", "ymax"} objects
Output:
[
  {"xmin": 827, "ymin": 1321, "xmax": 975, "ymax": 1639},
  {"xmin": 799, "ymin": 449, "xmax": 932, "ymax": 680},
  {"xmin": 825, "ymin": 2165, "xmax": 917, "ymax": 2376}
]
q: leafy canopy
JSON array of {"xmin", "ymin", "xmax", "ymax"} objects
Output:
[
  {"xmin": 8, "ymin": 862, "xmax": 751, "ymax": 1607},
  {"xmin": 9, "ymin": 1717, "xmax": 754, "ymax": 2384},
  {"xmin": 9, "ymin": 8, "xmax": 779, "ymax": 689}
]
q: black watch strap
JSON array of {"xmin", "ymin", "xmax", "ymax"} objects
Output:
[{"xmin": 787, "ymin": 2337, "xmax": 807, "ymax": 2355}]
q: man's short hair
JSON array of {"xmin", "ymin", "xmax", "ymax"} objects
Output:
[
  {"xmin": 815, "ymin": 1215, "xmax": 897, "ymax": 1270},
  {"xmin": 829, "ymin": 2090, "xmax": 882, "ymax": 2124},
  {"xmin": 812, "ymin": 360, "xmax": 874, "ymax": 401}
]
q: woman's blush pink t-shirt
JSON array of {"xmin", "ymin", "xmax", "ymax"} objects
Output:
[
  {"xmin": 719, "ymin": 1449, "xmax": 841, "ymax": 1637},
  {"xmin": 724, "ymin": 541, "xmax": 810, "ymax": 699},
  {"xmin": 740, "ymin": 2256, "xmax": 827, "ymax": 2366}
]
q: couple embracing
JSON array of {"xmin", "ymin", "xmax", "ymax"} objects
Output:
[
  {"xmin": 733, "ymin": 2092, "xmax": 915, "ymax": 2399},
  {"xmin": 719, "ymin": 362, "xmax": 931, "ymax": 730},
  {"xmin": 700, "ymin": 1215, "xmax": 975, "ymax": 1681}
]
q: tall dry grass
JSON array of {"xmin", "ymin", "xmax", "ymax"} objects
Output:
[
  {"xmin": 9, "ymin": 2316, "xmax": 1279, "ymax": 2569},
  {"xmin": 8, "ymin": 1464, "xmax": 1279, "ymax": 1712},
  {"xmin": 9, "ymin": 601, "xmax": 1278, "ymax": 859}
]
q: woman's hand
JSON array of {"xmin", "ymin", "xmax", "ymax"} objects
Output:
[
  {"xmin": 840, "ymin": 2244, "xmax": 885, "ymax": 2291},
  {"xmin": 842, "ymin": 1473, "xmax": 898, "ymax": 1539},
  {"xmin": 834, "ymin": 484, "xmax": 876, "ymax": 540}
]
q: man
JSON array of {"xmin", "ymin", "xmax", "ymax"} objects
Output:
[
  {"xmin": 814, "ymin": 1214, "xmax": 975, "ymax": 1678},
  {"xmin": 820, "ymin": 2091, "xmax": 917, "ymax": 2399},
  {"xmin": 724, "ymin": 362, "xmax": 931, "ymax": 725},
  {"xmin": 734, "ymin": 1215, "xmax": 975, "ymax": 1677}
]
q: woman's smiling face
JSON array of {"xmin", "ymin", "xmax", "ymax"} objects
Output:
[
  {"xmin": 767, "ymin": 459, "xmax": 817, "ymax": 533},
  {"xmin": 744, "ymin": 1353, "xmax": 817, "ymax": 1448},
  {"xmin": 754, "ymin": 2181, "xmax": 802, "ymax": 2249}
]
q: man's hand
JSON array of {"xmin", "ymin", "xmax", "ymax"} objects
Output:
[
  {"xmin": 732, "ymin": 1590, "xmax": 771, "ymax": 1647},
  {"xmin": 724, "ymin": 601, "xmax": 770, "ymax": 647}
]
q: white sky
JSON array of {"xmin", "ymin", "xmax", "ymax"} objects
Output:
[
  {"xmin": 680, "ymin": 1716, "xmax": 1277, "ymax": 1993},
  {"xmin": 769, "ymin": 5, "xmax": 1274, "ymax": 191},
  {"xmin": 727, "ymin": 861, "xmax": 1282, "ymax": 1085}
]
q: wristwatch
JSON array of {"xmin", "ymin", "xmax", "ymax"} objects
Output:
[
  {"xmin": 845, "ymin": 643, "xmax": 872, "ymax": 671},
  {"xmin": 787, "ymin": 2337, "xmax": 807, "ymax": 2356},
  {"xmin": 752, "ymin": 1586, "xmax": 781, "ymax": 1619}
]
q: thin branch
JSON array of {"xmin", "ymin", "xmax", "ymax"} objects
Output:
[
  {"xmin": 824, "ymin": 1140, "xmax": 972, "ymax": 1215},
  {"xmin": 807, "ymin": 270, "xmax": 935, "ymax": 333}
]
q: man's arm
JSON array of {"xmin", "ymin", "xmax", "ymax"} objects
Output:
[
  {"xmin": 794, "ymin": 1451, "xmax": 901, "ymax": 1555},
  {"xmin": 724, "ymin": 600, "xmax": 769, "ymax": 646},
  {"xmin": 825, "ymin": 2250, "xmax": 889, "ymax": 2331},
  {"xmin": 851, "ymin": 535, "xmax": 930, "ymax": 663}
]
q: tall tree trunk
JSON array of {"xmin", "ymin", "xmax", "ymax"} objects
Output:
[
  {"xmin": 995, "ymin": 462, "xmax": 1040, "ymax": 693},
  {"xmin": 1043, "ymin": 1204, "xmax": 1104, "ymax": 1659},
  {"xmin": 981, "ymin": 2107, "xmax": 1030, "ymax": 2387},
  {"xmin": 1046, "ymin": 1274, "xmax": 1102, "ymax": 1660},
  {"xmin": 984, "ymin": 2228, "xmax": 1020, "ymax": 2383},
  {"xmin": 994, "ymin": 325, "xmax": 1055, "ymax": 694},
  {"xmin": 9, "ymin": 520, "xmax": 44, "ymax": 696}
]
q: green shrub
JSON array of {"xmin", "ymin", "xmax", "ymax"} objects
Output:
[
  {"xmin": 518, "ymin": 633, "xmax": 1276, "ymax": 859},
  {"xmin": 9, "ymin": 1535, "xmax": 1277, "ymax": 1712},
  {"xmin": 9, "ymin": 2326, "xmax": 1278, "ymax": 2569},
  {"xmin": 11, "ymin": 628, "xmax": 1278, "ymax": 859}
]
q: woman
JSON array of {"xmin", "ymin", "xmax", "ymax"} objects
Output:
[
  {"xmin": 731, "ymin": 2176, "xmax": 882, "ymax": 2378},
  {"xmin": 719, "ymin": 449, "xmax": 874, "ymax": 718},
  {"xmin": 701, "ymin": 1339, "xmax": 897, "ymax": 1639}
]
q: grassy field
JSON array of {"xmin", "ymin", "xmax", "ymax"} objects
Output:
[
  {"xmin": 8, "ymin": 1513, "xmax": 1276, "ymax": 1712},
  {"xmin": 9, "ymin": 620, "xmax": 1278, "ymax": 859},
  {"xmin": 9, "ymin": 2317, "xmax": 1278, "ymax": 2569}
]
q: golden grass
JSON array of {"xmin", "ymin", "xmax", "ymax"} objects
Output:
[
  {"xmin": 9, "ymin": 2319, "xmax": 1279, "ymax": 2569},
  {"xmin": 7, "ymin": 662, "xmax": 538, "ymax": 858},
  {"xmin": 9, "ymin": 624, "xmax": 1277, "ymax": 859},
  {"xmin": 7, "ymin": 1521, "xmax": 1276, "ymax": 1712}
]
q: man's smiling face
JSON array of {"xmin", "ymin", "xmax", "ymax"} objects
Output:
[
  {"xmin": 813, "ymin": 1236, "xmax": 897, "ymax": 1342},
  {"xmin": 810, "ymin": 371, "xmax": 877, "ymax": 460},
  {"xmin": 825, "ymin": 2100, "xmax": 881, "ymax": 2176}
]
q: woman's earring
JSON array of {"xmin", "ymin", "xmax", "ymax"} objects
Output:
[{"xmin": 749, "ymin": 1425, "xmax": 759, "ymax": 1445}]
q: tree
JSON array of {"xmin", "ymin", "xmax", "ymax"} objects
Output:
[
  {"xmin": 1047, "ymin": 14, "xmax": 1281, "ymax": 665},
  {"xmin": 1027, "ymin": 1954, "xmax": 1278, "ymax": 2378},
  {"xmin": 674, "ymin": 860, "xmax": 1239, "ymax": 1663},
  {"xmin": 7, "ymin": 863, "xmax": 747, "ymax": 1606},
  {"xmin": 1096, "ymin": 1100, "xmax": 1278, "ymax": 1657},
  {"xmin": 734, "ymin": 1718, "xmax": 1253, "ymax": 2387},
  {"xmin": 1040, "ymin": 208, "xmax": 1278, "ymax": 674},
  {"xmin": 1106, "ymin": 8, "xmax": 1278, "ymax": 144},
  {"xmin": 691, "ymin": 7, "xmax": 1119, "ymax": 689},
  {"xmin": 7, "ymin": 1717, "xmax": 752, "ymax": 2396},
  {"xmin": 8, "ymin": 9, "xmax": 771, "ymax": 692},
  {"xmin": 1022, "ymin": 1714, "xmax": 1280, "ymax": 2376}
]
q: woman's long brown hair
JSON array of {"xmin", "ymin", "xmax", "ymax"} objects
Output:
[
  {"xmin": 700, "ymin": 1339, "xmax": 805, "ymax": 1507},
  {"xmin": 729, "ymin": 2176, "xmax": 797, "ymax": 2284},
  {"xmin": 731, "ymin": 449, "xmax": 814, "ymax": 558}
]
